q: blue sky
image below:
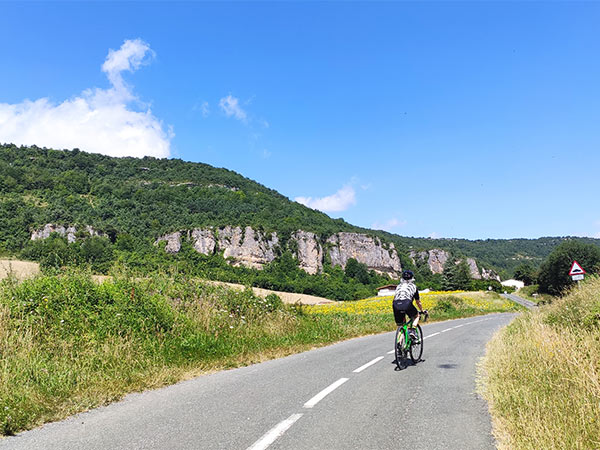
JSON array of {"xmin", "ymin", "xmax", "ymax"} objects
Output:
[{"xmin": 1, "ymin": 1, "xmax": 599, "ymax": 240}]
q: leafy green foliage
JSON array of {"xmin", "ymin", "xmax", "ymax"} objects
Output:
[
  {"xmin": 513, "ymin": 263, "xmax": 536, "ymax": 285},
  {"xmin": 538, "ymin": 241, "xmax": 600, "ymax": 295}
]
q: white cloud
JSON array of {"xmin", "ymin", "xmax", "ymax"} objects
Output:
[
  {"xmin": 428, "ymin": 232, "xmax": 441, "ymax": 239},
  {"xmin": 219, "ymin": 95, "xmax": 247, "ymax": 122},
  {"xmin": 371, "ymin": 218, "xmax": 407, "ymax": 232},
  {"xmin": 201, "ymin": 101, "xmax": 210, "ymax": 117},
  {"xmin": 295, "ymin": 185, "xmax": 356, "ymax": 213},
  {"xmin": 0, "ymin": 39, "xmax": 172, "ymax": 158},
  {"xmin": 261, "ymin": 148, "xmax": 272, "ymax": 159}
]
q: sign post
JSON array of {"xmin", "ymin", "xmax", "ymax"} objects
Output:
[{"xmin": 569, "ymin": 261, "xmax": 586, "ymax": 286}]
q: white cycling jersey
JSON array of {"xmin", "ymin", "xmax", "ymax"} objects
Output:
[{"xmin": 393, "ymin": 279, "xmax": 417, "ymax": 302}]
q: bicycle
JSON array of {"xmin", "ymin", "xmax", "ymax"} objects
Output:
[{"xmin": 395, "ymin": 310, "xmax": 428, "ymax": 369}]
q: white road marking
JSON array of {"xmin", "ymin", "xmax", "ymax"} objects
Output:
[
  {"xmin": 441, "ymin": 328, "xmax": 453, "ymax": 333},
  {"xmin": 387, "ymin": 349, "xmax": 395, "ymax": 354},
  {"xmin": 353, "ymin": 356, "xmax": 384, "ymax": 373},
  {"xmin": 303, "ymin": 378, "xmax": 349, "ymax": 408},
  {"xmin": 246, "ymin": 413, "xmax": 303, "ymax": 450},
  {"xmin": 424, "ymin": 332, "xmax": 440, "ymax": 340},
  {"xmin": 453, "ymin": 324, "xmax": 464, "ymax": 329}
]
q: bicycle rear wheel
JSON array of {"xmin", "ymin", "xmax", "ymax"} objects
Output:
[
  {"xmin": 394, "ymin": 327, "xmax": 406, "ymax": 369},
  {"xmin": 409, "ymin": 325, "xmax": 423, "ymax": 363}
]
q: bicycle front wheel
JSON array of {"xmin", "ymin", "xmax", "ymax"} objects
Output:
[
  {"xmin": 409, "ymin": 325, "xmax": 423, "ymax": 363},
  {"xmin": 395, "ymin": 327, "xmax": 406, "ymax": 369}
]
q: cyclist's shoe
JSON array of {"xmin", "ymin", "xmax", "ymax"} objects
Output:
[{"xmin": 409, "ymin": 329, "xmax": 420, "ymax": 343}]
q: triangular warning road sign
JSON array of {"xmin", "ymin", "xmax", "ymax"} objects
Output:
[{"xmin": 569, "ymin": 260, "xmax": 586, "ymax": 276}]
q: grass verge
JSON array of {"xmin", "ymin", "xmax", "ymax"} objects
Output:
[
  {"xmin": 480, "ymin": 276, "xmax": 600, "ymax": 450},
  {"xmin": 516, "ymin": 284, "xmax": 554, "ymax": 304},
  {"xmin": 0, "ymin": 272, "xmax": 521, "ymax": 436}
]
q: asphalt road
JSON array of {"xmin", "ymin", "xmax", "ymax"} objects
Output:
[
  {"xmin": 1, "ymin": 313, "xmax": 516, "ymax": 450},
  {"xmin": 502, "ymin": 293, "xmax": 537, "ymax": 309}
]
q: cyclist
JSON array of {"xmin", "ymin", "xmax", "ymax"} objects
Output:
[{"xmin": 393, "ymin": 269, "xmax": 424, "ymax": 342}]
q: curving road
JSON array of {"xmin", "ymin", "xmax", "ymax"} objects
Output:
[
  {"xmin": 502, "ymin": 293, "xmax": 536, "ymax": 309},
  {"xmin": 1, "ymin": 313, "xmax": 516, "ymax": 450}
]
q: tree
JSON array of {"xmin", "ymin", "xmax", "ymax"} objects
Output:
[
  {"xmin": 344, "ymin": 258, "xmax": 370, "ymax": 284},
  {"xmin": 538, "ymin": 241, "xmax": 600, "ymax": 295},
  {"xmin": 513, "ymin": 263, "xmax": 536, "ymax": 285},
  {"xmin": 442, "ymin": 259, "xmax": 471, "ymax": 290}
]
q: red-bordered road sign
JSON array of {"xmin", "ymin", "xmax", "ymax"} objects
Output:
[{"xmin": 569, "ymin": 260, "xmax": 586, "ymax": 276}]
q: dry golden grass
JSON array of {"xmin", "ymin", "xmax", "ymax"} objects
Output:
[
  {"xmin": 0, "ymin": 259, "xmax": 40, "ymax": 281},
  {"xmin": 480, "ymin": 276, "xmax": 600, "ymax": 450}
]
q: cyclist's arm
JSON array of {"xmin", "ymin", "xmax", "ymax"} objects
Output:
[{"xmin": 414, "ymin": 290, "xmax": 423, "ymax": 312}]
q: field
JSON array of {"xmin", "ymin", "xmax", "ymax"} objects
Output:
[
  {"xmin": 0, "ymin": 271, "xmax": 522, "ymax": 436},
  {"xmin": 307, "ymin": 290, "xmax": 523, "ymax": 321},
  {"xmin": 480, "ymin": 276, "xmax": 600, "ymax": 449}
]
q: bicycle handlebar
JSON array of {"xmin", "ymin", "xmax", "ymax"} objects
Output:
[{"xmin": 420, "ymin": 310, "xmax": 429, "ymax": 322}]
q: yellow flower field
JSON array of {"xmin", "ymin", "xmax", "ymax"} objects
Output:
[{"xmin": 307, "ymin": 290, "xmax": 520, "ymax": 317}]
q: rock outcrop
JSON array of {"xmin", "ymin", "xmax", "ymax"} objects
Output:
[
  {"xmin": 409, "ymin": 249, "xmax": 449, "ymax": 274},
  {"xmin": 155, "ymin": 232, "xmax": 182, "ymax": 254},
  {"xmin": 291, "ymin": 230, "xmax": 323, "ymax": 275},
  {"xmin": 481, "ymin": 267, "xmax": 501, "ymax": 282},
  {"xmin": 190, "ymin": 228, "xmax": 216, "ymax": 255},
  {"xmin": 31, "ymin": 224, "xmax": 103, "ymax": 243},
  {"xmin": 217, "ymin": 226, "xmax": 279, "ymax": 269},
  {"xmin": 466, "ymin": 258, "xmax": 481, "ymax": 279},
  {"xmin": 326, "ymin": 232, "xmax": 402, "ymax": 277}
]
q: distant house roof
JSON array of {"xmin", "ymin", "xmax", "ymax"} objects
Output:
[
  {"xmin": 501, "ymin": 279, "xmax": 524, "ymax": 289},
  {"xmin": 377, "ymin": 284, "xmax": 397, "ymax": 291}
]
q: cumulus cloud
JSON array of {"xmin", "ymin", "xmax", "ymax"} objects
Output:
[
  {"xmin": 295, "ymin": 185, "xmax": 356, "ymax": 213},
  {"xmin": 0, "ymin": 38, "xmax": 172, "ymax": 158},
  {"xmin": 371, "ymin": 218, "xmax": 407, "ymax": 232},
  {"xmin": 219, "ymin": 95, "xmax": 247, "ymax": 122}
]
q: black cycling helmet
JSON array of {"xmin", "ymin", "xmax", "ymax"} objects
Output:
[{"xmin": 402, "ymin": 269, "xmax": 414, "ymax": 280}]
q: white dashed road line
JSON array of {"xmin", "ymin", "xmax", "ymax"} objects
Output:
[
  {"xmin": 353, "ymin": 356, "xmax": 384, "ymax": 373},
  {"xmin": 303, "ymin": 378, "xmax": 349, "ymax": 409},
  {"xmin": 246, "ymin": 413, "xmax": 304, "ymax": 450}
]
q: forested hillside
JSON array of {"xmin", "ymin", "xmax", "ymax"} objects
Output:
[{"xmin": 1, "ymin": 144, "xmax": 598, "ymax": 297}]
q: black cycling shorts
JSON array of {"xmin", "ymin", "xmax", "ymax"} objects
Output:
[{"xmin": 392, "ymin": 299, "xmax": 418, "ymax": 326}]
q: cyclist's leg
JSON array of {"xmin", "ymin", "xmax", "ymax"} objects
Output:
[
  {"xmin": 406, "ymin": 304, "xmax": 420, "ymax": 341},
  {"xmin": 407, "ymin": 303, "xmax": 419, "ymax": 328}
]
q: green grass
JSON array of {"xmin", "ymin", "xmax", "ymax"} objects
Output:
[
  {"xmin": 516, "ymin": 284, "xmax": 554, "ymax": 304},
  {"xmin": 480, "ymin": 276, "xmax": 600, "ymax": 449}
]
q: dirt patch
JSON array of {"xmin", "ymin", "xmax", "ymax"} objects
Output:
[
  {"xmin": 0, "ymin": 259, "xmax": 40, "ymax": 281},
  {"xmin": 204, "ymin": 280, "xmax": 335, "ymax": 305},
  {"xmin": 90, "ymin": 276, "xmax": 334, "ymax": 305}
]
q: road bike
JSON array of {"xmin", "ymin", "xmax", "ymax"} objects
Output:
[{"xmin": 395, "ymin": 310, "xmax": 428, "ymax": 369}]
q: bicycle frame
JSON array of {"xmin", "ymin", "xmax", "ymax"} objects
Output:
[{"xmin": 397, "ymin": 317, "xmax": 418, "ymax": 350}]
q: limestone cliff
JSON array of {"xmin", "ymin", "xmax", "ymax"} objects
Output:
[
  {"xmin": 409, "ymin": 249, "xmax": 449, "ymax": 274},
  {"xmin": 217, "ymin": 226, "xmax": 279, "ymax": 269},
  {"xmin": 155, "ymin": 232, "xmax": 182, "ymax": 254},
  {"xmin": 291, "ymin": 230, "xmax": 323, "ymax": 275},
  {"xmin": 31, "ymin": 224, "xmax": 103, "ymax": 244},
  {"xmin": 155, "ymin": 226, "xmax": 279, "ymax": 269},
  {"xmin": 326, "ymin": 232, "xmax": 402, "ymax": 277}
]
